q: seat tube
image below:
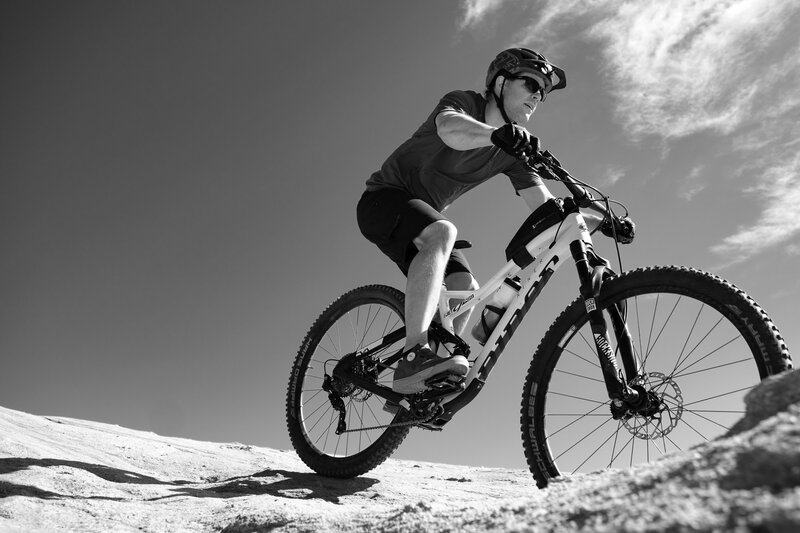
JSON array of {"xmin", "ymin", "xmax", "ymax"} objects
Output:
[{"xmin": 570, "ymin": 239, "xmax": 626, "ymax": 401}]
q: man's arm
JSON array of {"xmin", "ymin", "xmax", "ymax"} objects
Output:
[
  {"xmin": 435, "ymin": 110, "xmax": 495, "ymax": 151},
  {"xmin": 518, "ymin": 183, "xmax": 554, "ymax": 212}
]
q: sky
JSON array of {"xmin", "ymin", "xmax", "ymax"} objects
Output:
[{"xmin": 2, "ymin": 1, "xmax": 798, "ymax": 470}]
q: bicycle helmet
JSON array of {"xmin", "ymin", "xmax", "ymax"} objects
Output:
[{"xmin": 486, "ymin": 48, "xmax": 566, "ymax": 123}]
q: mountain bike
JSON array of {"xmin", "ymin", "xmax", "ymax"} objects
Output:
[{"xmin": 285, "ymin": 151, "xmax": 792, "ymax": 487}]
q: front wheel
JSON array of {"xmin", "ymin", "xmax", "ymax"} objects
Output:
[
  {"xmin": 521, "ymin": 266, "xmax": 792, "ymax": 488},
  {"xmin": 285, "ymin": 285, "xmax": 411, "ymax": 478}
]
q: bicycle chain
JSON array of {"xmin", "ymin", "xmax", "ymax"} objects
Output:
[{"xmin": 337, "ymin": 409, "xmax": 439, "ymax": 434}]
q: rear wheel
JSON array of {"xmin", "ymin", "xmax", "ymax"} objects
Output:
[
  {"xmin": 286, "ymin": 285, "xmax": 411, "ymax": 477},
  {"xmin": 521, "ymin": 266, "xmax": 792, "ymax": 488}
]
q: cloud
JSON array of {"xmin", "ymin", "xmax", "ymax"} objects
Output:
[
  {"xmin": 679, "ymin": 166, "xmax": 707, "ymax": 201},
  {"xmin": 601, "ymin": 166, "xmax": 625, "ymax": 187},
  {"xmin": 459, "ymin": 0, "xmax": 507, "ymax": 29},
  {"xmin": 710, "ymin": 154, "xmax": 800, "ymax": 259},
  {"xmin": 460, "ymin": 0, "xmax": 800, "ymax": 263}
]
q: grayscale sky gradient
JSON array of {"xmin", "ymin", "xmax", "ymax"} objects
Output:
[{"xmin": 2, "ymin": 1, "xmax": 799, "ymax": 469}]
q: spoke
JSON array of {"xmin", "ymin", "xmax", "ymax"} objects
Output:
[
  {"xmin": 552, "ymin": 416, "xmax": 615, "ymax": 463},
  {"xmin": 363, "ymin": 305, "xmax": 387, "ymax": 350},
  {"xmin": 554, "ymin": 369, "xmax": 605, "ymax": 384},
  {"xmin": 669, "ymin": 315, "xmax": 725, "ymax": 376},
  {"xmin": 690, "ymin": 409, "xmax": 745, "ymax": 414},
  {"xmin": 364, "ymin": 399, "xmax": 384, "ymax": 429},
  {"xmin": 647, "ymin": 426, "xmax": 666, "ymax": 455},
  {"xmin": 358, "ymin": 402, "xmax": 364, "ymax": 451},
  {"xmin": 548, "ymin": 413, "xmax": 608, "ymax": 417},
  {"xmin": 683, "ymin": 409, "xmax": 731, "ymax": 431},
  {"xmin": 306, "ymin": 401, "xmax": 334, "ymax": 434},
  {"xmin": 357, "ymin": 305, "xmax": 375, "ymax": 350},
  {"xmin": 642, "ymin": 295, "xmax": 681, "ymax": 370},
  {"xmin": 679, "ymin": 416, "xmax": 710, "ymax": 441},
  {"xmin": 316, "ymin": 342, "xmax": 338, "ymax": 362},
  {"xmin": 320, "ymin": 408, "xmax": 337, "ymax": 450},
  {"xmin": 352, "ymin": 306, "xmax": 359, "ymax": 346},
  {"xmin": 378, "ymin": 311, "xmax": 396, "ymax": 347},
  {"xmin": 547, "ymin": 402, "xmax": 609, "ymax": 438},
  {"xmin": 573, "ymin": 424, "xmax": 624, "ymax": 473},
  {"xmin": 663, "ymin": 431, "xmax": 682, "ymax": 453},
  {"xmin": 633, "ymin": 296, "xmax": 643, "ymax": 368},
  {"xmin": 578, "ymin": 330, "xmax": 597, "ymax": 358},
  {"xmin": 608, "ymin": 433, "xmax": 636, "ymax": 467},
  {"xmin": 349, "ymin": 397, "xmax": 363, "ymax": 428},
  {"xmin": 682, "ymin": 385, "xmax": 754, "ymax": 408},
  {"xmin": 671, "ymin": 302, "xmax": 705, "ymax": 376},
  {"xmin": 671, "ymin": 335, "xmax": 739, "ymax": 378},
  {"xmin": 346, "ymin": 400, "xmax": 353, "ymax": 455},
  {"xmin": 671, "ymin": 357, "xmax": 751, "ymax": 379},
  {"xmin": 645, "ymin": 293, "xmax": 660, "ymax": 362},
  {"xmin": 608, "ymin": 420, "xmax": 622, "ymax": 468},
  {"xmin": 549, "ymin": 391, "xmax": 610, "ymax": 406},
  {"xmin": 301, "ymin": 388, "xmax": 325, "ymax": 405},
  {"xmin": 336, "ymin": 320, "xmax": 343, "ymax": 361},
  {"xmin": 563, "ymin": 347, "xmax": 602, "ymax": 370}
]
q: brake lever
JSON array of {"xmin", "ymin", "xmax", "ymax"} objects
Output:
[
  {"xmin": 523, "ymin": 152, "xmax": 560, "ymax": 180},
  {"xmin": 538, "ymin": 150, "xmax": 562, "ymax": 168}
]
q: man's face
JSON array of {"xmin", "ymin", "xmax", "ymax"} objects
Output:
[{"xmin": 501, "ymin": 75, "xmax": 544, "ymax": 123}]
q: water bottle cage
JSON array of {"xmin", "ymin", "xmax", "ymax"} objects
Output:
[{"xmin": 480, "ymin": 305, "xmax": 506, "ymax": 333}]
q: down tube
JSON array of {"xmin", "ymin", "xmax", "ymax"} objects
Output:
[
  {"xmin": 439, "ymin": 259, "xmax": 558, "ymax": 421},
  {"xmin": 468, "ymin": 211, "xmax": 597, "ymax": 382}
]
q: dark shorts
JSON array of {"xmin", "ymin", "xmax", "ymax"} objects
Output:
[{"xmin": 357, "ymin": 188, "xmax": 472, "ymax": 277}]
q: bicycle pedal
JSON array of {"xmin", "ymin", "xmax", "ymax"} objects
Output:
[{"xmin": 424, "ymin": 372, "xmax": 466, "ymax": 390}]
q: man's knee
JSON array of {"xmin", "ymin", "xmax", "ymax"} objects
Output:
[
  {"xmin": 445, "ymin": 271, "xmax": 479, "ymax": 291},
  {"xmin": 413, "ymin": 220, "xmax": 457, "ymax": 251}
]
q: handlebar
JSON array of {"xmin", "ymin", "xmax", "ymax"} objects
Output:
[
  {"xmin": 525, "ymin": 150, "xmax": 636, "ymax": 245},
  {"xmin": 527, "ymin": 151, "xmax": 597, "ymax": 209}
]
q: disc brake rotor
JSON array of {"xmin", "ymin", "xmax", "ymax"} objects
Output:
[{"xmin": 623, "ymin": 371, "xmax": 684, "ymax": 440}]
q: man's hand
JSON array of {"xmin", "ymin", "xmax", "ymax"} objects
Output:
[{"xmin": 491, "ymin": 123, "xmax": 539, "ymax": 160}]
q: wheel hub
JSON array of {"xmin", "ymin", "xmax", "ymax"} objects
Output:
[{"xmin": 622, "ymin": 372, "xmax": 684, "ymax": 440}]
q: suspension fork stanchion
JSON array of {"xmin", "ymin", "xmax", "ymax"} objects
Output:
[
  {"xmin": 606, "ymin": 299, "xmax": 640, "ymax": 381},
  {"xmin": 570, "ymin": 240, "xmax": 639, "ymax": 409}
]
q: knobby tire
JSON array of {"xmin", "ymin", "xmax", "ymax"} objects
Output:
[
  {"xmin": 286, "ymin": 285, "xmax": 411, "ymax": 478},
  {"xmin": 521, "ymin": 266, "xmax": 792, "ymax": 488}
]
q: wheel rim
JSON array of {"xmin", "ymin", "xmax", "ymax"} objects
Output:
[
  {"xmin": 541, "ymin": 289, "xmax": 761, "ymax": 474},
  {"xmin": 298, "ymin": 299, "xmax": 405, "ymax": 458}
]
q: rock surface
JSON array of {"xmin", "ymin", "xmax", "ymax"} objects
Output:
[{"xmin": 2, "ymin": 370, "xmax": 799, "ymax": 532}]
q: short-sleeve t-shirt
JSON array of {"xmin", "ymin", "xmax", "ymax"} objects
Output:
[{"xmin": 365, "ymin": 90, "xmax": 542, "ymax": 212}]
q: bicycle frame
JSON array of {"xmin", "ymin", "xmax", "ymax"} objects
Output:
[
  {"xmin": 333, "ymin": 157, "xmax": 642, "ymax": 430},
  {"xmin": 430, "ymin": 207, "xmax": 637, "ymax": 423}
]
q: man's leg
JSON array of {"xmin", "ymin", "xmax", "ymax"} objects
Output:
[{"xmin": 403, "ymin": 220, "xmax": 457, "ymax": 350}]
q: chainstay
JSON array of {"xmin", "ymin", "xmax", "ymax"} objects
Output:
[{"xmin": 337, "ymin": 412, "xmax": 435, "ymax": 433}]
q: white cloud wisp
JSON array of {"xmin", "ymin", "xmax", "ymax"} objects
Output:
[{"xmin": 460, "ymin": 0, "xmax": 800, "ymax": 262}]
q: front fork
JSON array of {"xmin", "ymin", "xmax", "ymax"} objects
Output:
[{"xmin": 570, "ymin": 240, "xmax": 642, "ymax": 416}]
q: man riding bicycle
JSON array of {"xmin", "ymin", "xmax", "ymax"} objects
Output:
[{"xmin": 357, "ymin": 48, "xmax": 566, "ymax": 395}]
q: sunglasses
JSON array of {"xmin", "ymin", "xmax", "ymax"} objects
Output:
[{"xmin": 514, "ymin": 76, "xmax": 547, "ymax": 100}]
